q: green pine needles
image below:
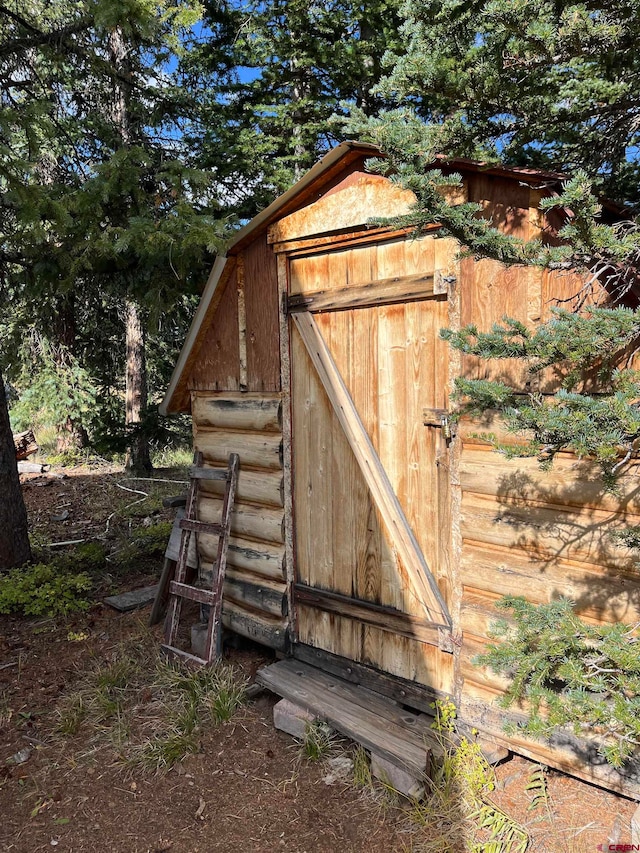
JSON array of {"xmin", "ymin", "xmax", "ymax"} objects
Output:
[
  {"xmin": 477, "ymin": 596, "xmax": 640, "ymax": 768},
  {"xmin": 443, "ymin": 307, "xmax": 640, "ymax": 483},
  {"xmin": 346, "ymin": 0, "xmax": 640, "ymax": 775},
  {"xmin": 442, "ymin": 307, "xmax": 640, "ymax": 372}
]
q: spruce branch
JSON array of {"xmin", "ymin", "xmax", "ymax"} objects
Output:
[{"xmin": 477, "ymin": 596, "xmax": 640, "ymax": 768}]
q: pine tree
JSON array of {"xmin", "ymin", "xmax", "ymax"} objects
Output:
[
  {"xmin": 0, "ymin": 370, "xmax": 31, "ymax": 570},
  {"xmin": 189, "ymin": 0, "xmax": 402, "ymax": 219},
  {"xmin": 1, "ymin": 0, "xmax": 227, "ymax": 464},
  {"xmin": 0, "ymin": 0, "xmax": 228, "ymax": 554},
  {"xmin": 348, "ymin": 0, "xmax": 640, "ymax": 473},
  {"xmin": 348, "ymin": 0, "xmax": 640, "ymax": 274}
]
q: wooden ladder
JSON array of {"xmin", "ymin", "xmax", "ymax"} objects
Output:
[{"xmin": 161, "ymin": 452, "xmax": 239, "ymax": 666}]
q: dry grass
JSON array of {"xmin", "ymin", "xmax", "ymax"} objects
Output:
[
  {"xmin": 55, "ymin": 624, "xmax": 247, "ymax": 772},
  {"xmin": 357, "ymin": 702, "xmax": 532, "ymax": 853}
]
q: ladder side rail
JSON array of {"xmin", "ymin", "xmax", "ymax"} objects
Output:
[{"xmin": 164, "ymin": 452, "xmax": 202, "ymax": 647}]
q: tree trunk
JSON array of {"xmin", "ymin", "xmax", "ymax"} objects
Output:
[
  {"xmin": 108, "ymin": 27, "xmax": 131, "ymax": 143},
  {"xmin": 56, "ymin": 417, "xmax": 89, "ymax": 454},
  {"xmin": 124, "ymin": 299, "xmax": 152, "ymax": 472},
  {"xmin": 0, "ymin": 371, "xmax": 31, "ymax": 570},
  {"xmin": 51, "ymin": 293, "xmax": 89, "ymax": 453},
  {"xmin": 288, "ymin": 16, "xmax": 312, "ymax": 182},
  {"xmin": 109, "ymin": 29, "xmax": 151, "ymax": 472},
  {"xmin": 357, "ymin": 16, "xmax": 375, "ymax": 114},
  {"xmin": 30, "ymin": 44, "xmax": 88, "ymax": 455}
]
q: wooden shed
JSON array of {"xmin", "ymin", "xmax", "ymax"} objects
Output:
[{"xmin": 160, "ymin": 141, "xmax": 640, "ymax": 797}]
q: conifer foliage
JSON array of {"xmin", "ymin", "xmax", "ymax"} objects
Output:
[
  {"xmin": 443, "ymin": 307, "xmax": 640, "ymax": 483},
  {"xmin": 1, "ymin": 0, "xmax": 227, "ymax": 469},
  {"xmin": 190, "ymin": 0, "xmax": 402, "ymax": 218},
  {"xmin": 477, "ymin": 597, "xmax": 640, "ymax": 769},
  {"xmin": 349, "ymin": 0, "xmax": 640, "ymax": 274}
]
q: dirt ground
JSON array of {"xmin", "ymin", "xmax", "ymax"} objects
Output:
[{"xmin": 0, "ymin": 465, "xmax": 638, "ymax": 852}]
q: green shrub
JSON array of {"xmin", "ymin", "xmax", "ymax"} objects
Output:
[
  {"xmin": 9, "ymin": 340, "xmax": 97, "ymax": 438},
  {"xmin": 56, "ymin": 542, "xmax": 107, "ymax": 573},
  {"xmin": 132, "ymin": 522, "xmax": 173, "ymax": 549},
  {"xmin": 111, "ymin": 521, "xmax": 173, "ymax": 567},
  {"xmin": 0, "ymin": 563, "xmax": 92, "ymax": 617}
]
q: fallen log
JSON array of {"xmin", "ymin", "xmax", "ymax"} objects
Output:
[{"xmin": 13, "ymin": 430, "xmax": 38, "ymax": 461}]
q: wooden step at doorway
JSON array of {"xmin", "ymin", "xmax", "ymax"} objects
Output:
[{"xmin": 256, "ymin": 659, "xmax": 443, "ymax": 779}]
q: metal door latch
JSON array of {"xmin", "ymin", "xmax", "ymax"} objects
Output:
[{"xmin": 423, "ymin": 407, "xmax": 455, "ymax": 441}]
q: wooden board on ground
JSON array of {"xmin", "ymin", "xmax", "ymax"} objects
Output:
[
  {"xmin": 293, "ymin": 643, "xmax": 447, "ymax": 712},
  {"xmin": 17, "ymin": 461, "xmax": 48, "ymax": 474},
  {"xmin": 256, "ymin": 658, "xmax": 442, "ymax": 777},
  {"xmin": 104, "ymin": 585, "xmax": 159, "ymax": 612}
]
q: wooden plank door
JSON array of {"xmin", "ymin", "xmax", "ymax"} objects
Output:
[{"xmin": 289, "ymin": 236, "xmax": 456, "ymax": 693}]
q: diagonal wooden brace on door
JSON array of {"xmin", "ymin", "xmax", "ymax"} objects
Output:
[{"xmin": 292, "ymin": 311, "xmax": 452, "ymax": 633}]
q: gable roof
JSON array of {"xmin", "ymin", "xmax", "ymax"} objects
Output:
[{"xmin": 160, "ymin": 142, "xmax": 577, "ymax": 415}]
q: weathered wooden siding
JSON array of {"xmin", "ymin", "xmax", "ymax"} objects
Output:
[
  {"xmin": 457, "ymin": 438, "xmax": 640, "ymax": 793},
  {"xmin": 183, "ymin": 230, "xmax": 286, "ymax": 649},
  {"xmin": 243, "ymin": 236, "xmax": 281, "ymax": 393},
  {"xmin": 191, "ymin": 392, "xmax": 287, "ymax": 650},
  {"xmin": 458, "ymin": 444, "xmax": 640, "ymax": 685},
  {"xmin": 269, "ymin": 172, "xmax": 416, "ymax": 247},
  {"xmin": 454, "ymin": 242, "xmax": 640, "ymax": 792},
  {"xmin": 172, "ymin": 151, "xmax": 640, "ymax": 795},
  {"xmin": 188, "ymin": 269, "xmax": 240, "ymax": 392},
  {"xmin": 458, "ymin": 250, "xmax": 610, "ymax": 393},
  {"xmin": 468, "ymin": 173, "xmax": 533, "ymax": 240},
  {"xmin": 187, "ymin": 235, "xmax": 280, "ymax": 398}
]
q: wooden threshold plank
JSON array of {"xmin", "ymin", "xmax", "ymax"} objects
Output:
[
  {"xmin": 294, "ymin": 584, "xmax": 452, "ymax": 650},
  {"xmin": 256, "ymin": 659, "xmax": 434, "ymax": 776},
  {"xmin": 293, "ymin": 643, "xmax": 446, "ymax": 712},
  {"xmin": 292, "ymin": 661, "xmax": 443, "ymax": 755}
]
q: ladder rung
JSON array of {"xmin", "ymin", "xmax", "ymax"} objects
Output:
[
  {"xmin": 179, "ymin": 518, "xmax": 224, "ymax": 535},
  {"xmin": 189, "ymin": 466, "xmax": 229, "ymax": 481},
  {"xmin": 160, "ymin": 451, "xmax": 239, "ymax": 666},
  {"xmin": 161, "ymin": 644, "xmax": 208, "ymax": 668},
  {"xmin": 169, "ymin": 581, "xmax": 216, "ymax": 605}
]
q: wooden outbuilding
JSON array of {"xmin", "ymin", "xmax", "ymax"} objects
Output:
[{"xmin": 161, "ymin": 141, "xmax": 640, "ymax": 797}]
